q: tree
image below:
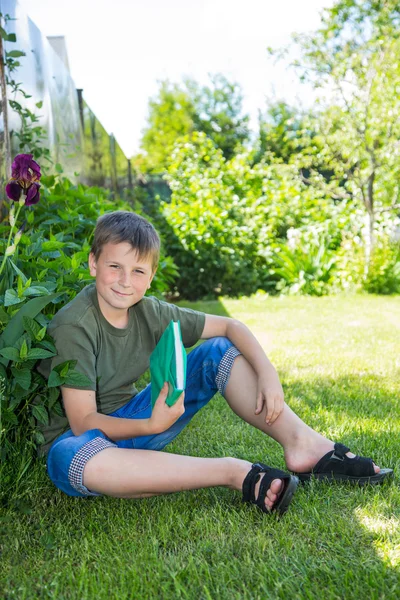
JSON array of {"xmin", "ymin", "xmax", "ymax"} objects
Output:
[
  {"xmin": 273, "ymin": 0, "xmax": 400, "ymax": 272},
  {"xmin": 140, "ymin": 81, "xmax": 196, "ymax": 173},
  {"xmin": 138, "ymin": 74, "xmax": 250, "ymax": 173},
  {"xmin": 252, "ymin": 102, "xmax": 308, "ymax": 165},
  {"xmin": 186, "ymin": 74, "xmax": 250, "ymax": 161}
]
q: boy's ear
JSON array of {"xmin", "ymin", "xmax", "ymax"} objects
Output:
[{"xmin": 88, "ymin": 252, "xmax": 97, "ymax": 277}]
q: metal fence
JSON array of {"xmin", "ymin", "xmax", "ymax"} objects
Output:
[{"xmin": 0, "ymin": 0, "xmax": 131, "ymax": 202}]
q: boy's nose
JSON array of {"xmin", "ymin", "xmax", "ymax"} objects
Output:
[{"xmin": 119, "ymin": 272, "xmax": 131, "ymax": 286}]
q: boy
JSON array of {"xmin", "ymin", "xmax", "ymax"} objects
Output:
[{"xmin": 38, "ymin": 211, "xmax": 393, "ymax": 515}]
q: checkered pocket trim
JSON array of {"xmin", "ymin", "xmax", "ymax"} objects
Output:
[
  {"xmin": 215, "ymin": 346, "xmax": 241, "ymax": 395},
  {"xmin": 68, "ymin": 437, "xmax": 117, "ymax": 495}
]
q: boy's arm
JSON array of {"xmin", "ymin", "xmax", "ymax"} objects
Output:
[
  {"xmin": 200, "ymin": 315, "xmax": 284, "ymax": 425},
  {"xmin": 62, "ymin": 388, "xmax": 151, "ymax": 440},
  {"xmin": 62, "ymin": 385, "xmax": 185, "ymax": 440}
]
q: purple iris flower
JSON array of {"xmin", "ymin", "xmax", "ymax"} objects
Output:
[{"xmin": 5, "ymin": 154, "xmax": 41, "ymax": 206}]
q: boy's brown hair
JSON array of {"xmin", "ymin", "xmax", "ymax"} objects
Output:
[{"xmin": 91, "ymin": 211, "xmax": 160, "ymax": 271}]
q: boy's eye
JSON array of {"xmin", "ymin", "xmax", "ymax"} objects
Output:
[
  {"xmin": 135, "ymin": 270, "xmax": 144, "ymax": 274},
  {"xmin": 110, "ymin": 265, "xmax": 120, "ymax": 269}
]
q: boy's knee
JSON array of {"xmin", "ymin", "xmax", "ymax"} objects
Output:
[{"xmin": 200, "ymin": 336, "xmax": 234, "ymax": 358}]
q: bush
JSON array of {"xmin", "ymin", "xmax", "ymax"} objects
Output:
[
  {"xmin": 363, "ymin": 241, "xmax": 400, "ymax": 294},
  {"xmin": 162, "ymin": 132, "xmax": 348, "ymax": 299},
  {"xmin": 0, "ymin": 173, "xmax": 178, "ymax": 463}
]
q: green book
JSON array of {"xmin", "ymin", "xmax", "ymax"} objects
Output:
[{"xmin": 150, "ymin": 320, "xmax": 187, "ymax": 408}]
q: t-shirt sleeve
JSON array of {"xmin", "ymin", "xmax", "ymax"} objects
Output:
[
  {"xmin": 45, "ymin": 324, "xmax": 97, "ymax": 391},
  {"xmin": 155, "ymin": 298, "xmax": 206, "ymax": 348}
]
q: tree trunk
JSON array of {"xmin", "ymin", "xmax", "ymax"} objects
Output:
[{"xmin": 363, "ymin": 171, "xmax": 375, "ymax": 280}]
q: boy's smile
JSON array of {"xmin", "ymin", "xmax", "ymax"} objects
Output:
[{"xmin": 89, "ymin": 242, "xmax": 155, "ymax": 327}]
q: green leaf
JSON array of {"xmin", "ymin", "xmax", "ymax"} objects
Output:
[
  {"xmin": 40, "ymin": 175, "xmax": 55, "ymax": 187},
  {"xmin": 55, "ymin": 163, "xmax": 63, "ymax": 174},
  {"xmin": 35, "ymin": 100, "xmax": 43, "ymax": 109},
  {"xmin": 31, "ymin": 404, "xmax": 49, "ymax": 426},
  {"xmin": 5, "ymin": 33, "xmax": 16, "ymax": 42},
  {"xmin": 41, "ymin": 241, "xmax": 65, "ymax": 251},
  {"xmin": 0, "ymin": 293, "xmax": 62, "ymax": 366},
  {"xmin": 22, "ymin": 286, "xmax": 50, "ymax": 297},
  {"xmin": 0, "ymin": 306, "xmax": 10, "ymax": 325},
  {"xmin": 36, "ymin": 326, "xmax": 46, "ymax": 341},
  {"xmin": 11, "ymin": 368, "xmax": 31, "ymax": 390},
  {"xmin": 52, "ymin": 401, "xmax": 65, "ymax": 417},
  {"xmin": 34, "ymin": 431, "xmax": 46, "ymax": 445},
  {"xmin": 18, "ymin": 276, "xmax": 24, "ymax": 297},
  {"xmin": 23, "ymin": 316, "xmax": 41, "ymax": 340},
  {"xmin": 3, "ymin": 410, "xmax": 18, "ymax": 426},
  {"xmin": 4, "ymin": 289, "xmax": 23, "ymax": 307},
  {"xmin": 48, "ymin": 386, "xmax": 60, "ymax": 407},
  {"xmin": 26, "ymin": 348, "xmax": 56, "ymax": 360},
  {"xmin": 6, "ymin": 50, "xmax": 25, "ymax": 58},
  {"xmin": 0, "ymin": 363, "xmax": 6, "ymax": 379},
  {"xmin": 48, "ymin": 370, "xmax": 65, "ymax": 388},
  {"xmin": 19, "ymin": 339, "xmax": 28, "ymax": 360},
  {"xmin": 9, "ymin": 260, "xmax": 28, "ymax": 285},
  {"xmin": 60, "ymin": 362, "xmax": 69, "ymax": 378},
  {"xmin": 8, "ymin": 396, "xmax": 21, "ymax": 412},
  {"xmin": 38, "ymin": 339, "xmax": 56, "ymax": 353},
  {"xmin": 0, "ymin": 347, "xmax": 21, "ymax": 362},
  {"xmin": 64, "ymin": 371, "xmax": 93, "ymax": 387}
]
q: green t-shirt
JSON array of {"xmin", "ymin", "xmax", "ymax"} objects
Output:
[{"xmin": 37, "ymin": 284, "xmax": 206, "ymax": 456}]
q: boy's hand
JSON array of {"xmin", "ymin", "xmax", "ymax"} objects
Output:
[
  {"xmin": 148, "ymin": 382, "xmax": 185, "ymax": 434},
  {"xmin": 254, "ymin": 373, "xmax": 284, "ymax": 425}
]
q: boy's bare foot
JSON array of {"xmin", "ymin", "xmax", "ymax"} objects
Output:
[{"xmin": 284, "ymin": 437, "xmax": 380, "ymax": 474}]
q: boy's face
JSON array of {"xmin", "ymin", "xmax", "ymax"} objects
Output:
[{"xmin": 89, "ymin": 242, "xmax": 156, "ymax": 322}]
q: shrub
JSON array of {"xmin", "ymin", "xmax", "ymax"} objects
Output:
[
  {"xmin": 0, "ymin": 170, "xmax": 178, "ymax": 464},
  {"xmin": 163, "ymin": 132, "xmax": 348, "ymax": 298}
]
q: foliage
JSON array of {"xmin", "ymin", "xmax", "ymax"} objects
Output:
[
  {"xmin": 0, "ymin": 173, "xmax": 178, "ymax": 462},
  {"xmin": 363, "ymin": 241, "xmax": 400, "ymax": 294},
  {"xmin": 276, "ymin": 0, "xmax": 400, "ymax": 272},
  {"xmin": 186, "ymin": 74, "xmax": 250, "ymax": 162},
  {"xmin": 162, "ymin": 132, "xmax": 349, "ymax": 299},
  {"xmin": 139, "ymin": 74, "xmax": 250, "ymax": 173},
  {"xmin": 273, "ymin": 231, "xmax": 338, "ymax": 297},
  {"xmin": 139, "ymin": 81, "xmax": 196, "ymax": 174},
  {"xmin": 252, "ymin": 102, "xmax": 308, "ymax": 165}
]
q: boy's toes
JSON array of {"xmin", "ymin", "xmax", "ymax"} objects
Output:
[{"xmin": 263, "ymin": 478, "xmax": 283, "ymax": 510}]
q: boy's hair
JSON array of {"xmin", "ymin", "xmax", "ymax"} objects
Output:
[{"xmin": 91, "ymin": 211, "xmax": 160, "ymax": 271}]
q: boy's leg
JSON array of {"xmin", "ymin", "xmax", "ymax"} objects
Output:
[
  {"xmin": 224, "ymin": 354, "xmax": 381, "ymax": 473},
  {"xmin": 82, "ymin": 449, "xmax": 282, "ymax": 509}
]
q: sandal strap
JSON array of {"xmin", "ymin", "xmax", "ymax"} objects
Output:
[
  {"xmin": 242, "ymin": 462, "xmax": 289, "ymax": 506},
  {"xmin": 312, "ymin": 443, "xmax": 375, "ymax": 477}
]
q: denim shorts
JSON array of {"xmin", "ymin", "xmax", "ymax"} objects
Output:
[{"xmin": 46, "ymin": 337, "xmax": 241, "ymax": 498}]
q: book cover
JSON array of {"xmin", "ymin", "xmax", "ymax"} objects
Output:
[{"xmin": 150, "ymin": 320, "xmax": 187, "ymax": 408}]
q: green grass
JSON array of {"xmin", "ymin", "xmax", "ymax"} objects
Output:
[{"xmin": 1, "ymin": 294, "xmax": 399, "ymax": 599}]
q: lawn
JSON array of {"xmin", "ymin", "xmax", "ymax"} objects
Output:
[{"xmin": 1, "ymin": 294, "xmax": 399, "ymax": 599}]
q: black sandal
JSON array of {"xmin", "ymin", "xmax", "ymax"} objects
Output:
[
  {"xmin": 293, "ymin": 443, "xmax": 394, "ymax": 485},
  {"xmin": 242, "ymin": 462, "xmax": 299, "ymax": 516}
]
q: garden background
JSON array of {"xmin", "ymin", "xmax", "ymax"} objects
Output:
[{"xmin": 0, "ymin": 1, "xmax": 399, "ymax": 598}]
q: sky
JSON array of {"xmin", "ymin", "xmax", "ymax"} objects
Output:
[{"xmin": 18, "ymin": 0, "xmax": 335, "ymax": 158}]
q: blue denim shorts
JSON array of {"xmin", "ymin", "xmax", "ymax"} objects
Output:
[{"xmin": 46, "ymin": 337, "xmax": 241, "ymax": 498}]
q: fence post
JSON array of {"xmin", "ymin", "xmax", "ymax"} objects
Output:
[
  {"xmin": 76, "ymin": 88, "xmax": 84, "ymax": 132},
  {"xmin": 0, "ymin": 16, "xmax": 11, "ymax": 213},
  {"xmin": 109, "ymin": 133, "xmax": 118, "ymax": 194},
  {"xmin": 127, "ymin": 158, "xmax": 133, "ymax": 190}
]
